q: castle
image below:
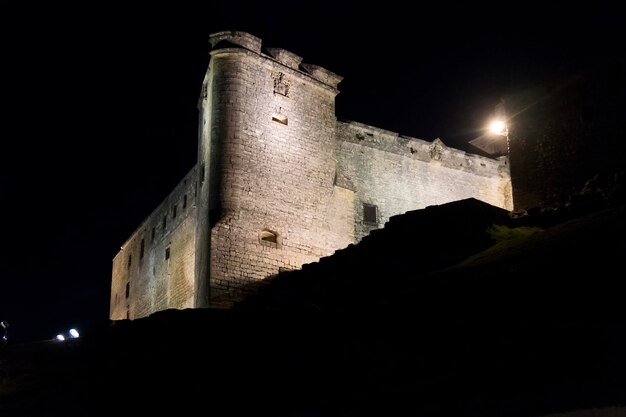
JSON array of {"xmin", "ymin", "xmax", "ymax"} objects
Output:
[{"xmin": 109, "ymin": 31, "xmax": 513, "ymax": 320}]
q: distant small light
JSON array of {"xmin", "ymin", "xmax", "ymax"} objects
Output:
[
  {"xmin": 489, "ymin": 120, "xmax": 507, "ymax": 136},
  {"xmin": 56, "ymin": 334, "xmax": 65, "ymax": 341},
  {"xmin": 69, "ymin": 329, "xmax": 80, "ymax": 338}
]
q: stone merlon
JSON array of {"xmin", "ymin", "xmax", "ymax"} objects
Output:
[
  {"xmin": 209, "ymin": 31, "xmax": 262, "ymax": 53},
  {"xmin": 300, "ymin": 63, "xmax": 343, "ymax": 89},
  {"xmin": 266, "ymin": 48, "xmax": 303, "ymax": 70}
]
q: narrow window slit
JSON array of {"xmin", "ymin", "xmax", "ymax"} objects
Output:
[{"xmin": 272, "ymin": 114, "xmax": 288, "ymax": 125}]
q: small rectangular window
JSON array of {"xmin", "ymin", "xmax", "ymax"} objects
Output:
[
  {"xmin": 163, "ymin": 216, "xmax": 167, "ymax": 229},
  {"xmin": 272, "ymin": 114, "xmax": 288, "ymax": 125},
  {"xmin": 165, "ymin": 247, "xmax": 171, "ymax": 260},
  {"xmin": 173, "ymin": 205, "xmax": 177, "ymax": 219},
  {"xmin": 363, "ymin": 203, "xmax": 378, "ymax": 225},
  {"xmin": 151, "ymin": 227, "xmax": 156, "ymax": 242},
  {"xmin": 140, "ymin": 239, "xmax": 145, "ymax": 259},
  {"xmin": 125, "ymin": 282, "xmax": 130, "ymax": 299},
  {"xmin": 127, "ymin": 254, "xmax": 132, "ymax": 269},
  {"xmin": 183, "ymin": 195, "xmax": 187, "ymax": 209}
]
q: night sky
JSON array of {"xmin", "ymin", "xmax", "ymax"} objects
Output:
[{"xmin": 1, "ymin": 1, "xmax": 623, "ymax": 342}]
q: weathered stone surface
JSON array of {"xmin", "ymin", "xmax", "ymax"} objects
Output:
[
  {"xmin": 110, "ymin": 167, "xmax": 197, "ymax": 320},
  {"xmin": 336, "ymin": 121, "xmax": 513, "ymax": 240},
  {"xmin": 111, "ymin": 31, "xmax": 512, "ymax": 319}
]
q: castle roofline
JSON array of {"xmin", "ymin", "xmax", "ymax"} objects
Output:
[
  {"xmin": 337, "ymin": 120, "xmax": 509, "ymax": 176},
  {"xmin": 208, "ymin": 31, "xmax": 342, "ymax": 90}
]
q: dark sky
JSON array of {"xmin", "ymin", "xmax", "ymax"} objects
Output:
[{"xmin": 1, "ymin": 1, "xmax": 623, "ymax": 342}]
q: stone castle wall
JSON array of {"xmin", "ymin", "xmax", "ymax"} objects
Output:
[
  {"xmin": 336, "ymin": 121, "xmax": 513, "ymax": 240},
  {"xmin": 110, "ymin": 167, "xmax": 198, "ymax": 320},
  {"xmin": 111, "ymin": 31, "xmax": 512, "ymax": 318}
]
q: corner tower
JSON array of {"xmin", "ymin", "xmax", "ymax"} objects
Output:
[{"xmin": 195, "ymin": 31, "xmax": 353, "ymax": 307}]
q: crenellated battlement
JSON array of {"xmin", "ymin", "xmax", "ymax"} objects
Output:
[{"xmin": 208, "ymin": 31, "xmax": 342, "ymax": 91}]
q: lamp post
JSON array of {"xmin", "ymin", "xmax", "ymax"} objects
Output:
[{"xmin": 489, "ymin": 119, "xmax": 509, "ymax": 155}]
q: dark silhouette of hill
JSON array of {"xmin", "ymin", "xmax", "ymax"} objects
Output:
[{"xmin": 1, "ymin": 197, "xmax": 625, "ymax": 417}]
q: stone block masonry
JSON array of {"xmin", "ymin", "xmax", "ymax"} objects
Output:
[
  {"xmin": 336, "ymin": 121, "xmax": 513, "ymax": 241},
  {"xmin": 111, "ymin": 31, "xmax": 512, "ymax": 319},
  {"xmin": 110, "ymin": 167, "xmax": 198, "ymax": 320}
]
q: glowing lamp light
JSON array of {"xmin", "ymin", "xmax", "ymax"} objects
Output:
[
  {"xmin": 69, "ymin": 328, "xmax": 80, "ymax": 338},
  {"xmin": 489, "ymin": 120, "xmax": 507, "ymax": 136},
  {"xmin": 56, "ymin": 334, "xmax": 65, "ymax": 341}
]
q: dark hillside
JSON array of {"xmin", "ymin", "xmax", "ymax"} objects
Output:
[{"xmin": 2, "ymin": 199, "xmax": 625, "ymax": 417}]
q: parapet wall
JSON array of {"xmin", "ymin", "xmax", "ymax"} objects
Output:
[
  {"xmin": 110, "ymin": 166, "xmax": 198, "ymax": 320},
  {"xmin": 337, "ymin": 120, "xmax": 510, "ymax": 178}
]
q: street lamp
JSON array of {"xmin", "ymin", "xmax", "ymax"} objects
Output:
[
  {"xmin": 467, "ymin": 100, "xmax": 510, "ymax": 157},
  {"xmin": 489, "ymin": 119, "xmax": 510, "ymax": 154}
]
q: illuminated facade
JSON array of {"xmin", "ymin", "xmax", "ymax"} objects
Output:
[{"xmin": 110, "ymin": 31, "xmax": 512, "ymax": 320}]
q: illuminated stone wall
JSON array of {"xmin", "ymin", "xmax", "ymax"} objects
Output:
[
  {"xmin": 110, "ymin": 167, "xmax": 198, "ymax": 320},
  {"xmin": 196, "ymin": 32, "xmax": 352, "ymax": 306},
  {"xmin": 336, "ymin": 121, "xmax": 513, "ymax": 241},
  {"xmin": 110, "ymin": 31, "xmax": 512, "ymax": 318}
]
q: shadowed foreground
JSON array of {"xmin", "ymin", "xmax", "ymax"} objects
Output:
[{"xmin": 2, "ymin": 199, "xmax": 625, "ymax": 417}]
